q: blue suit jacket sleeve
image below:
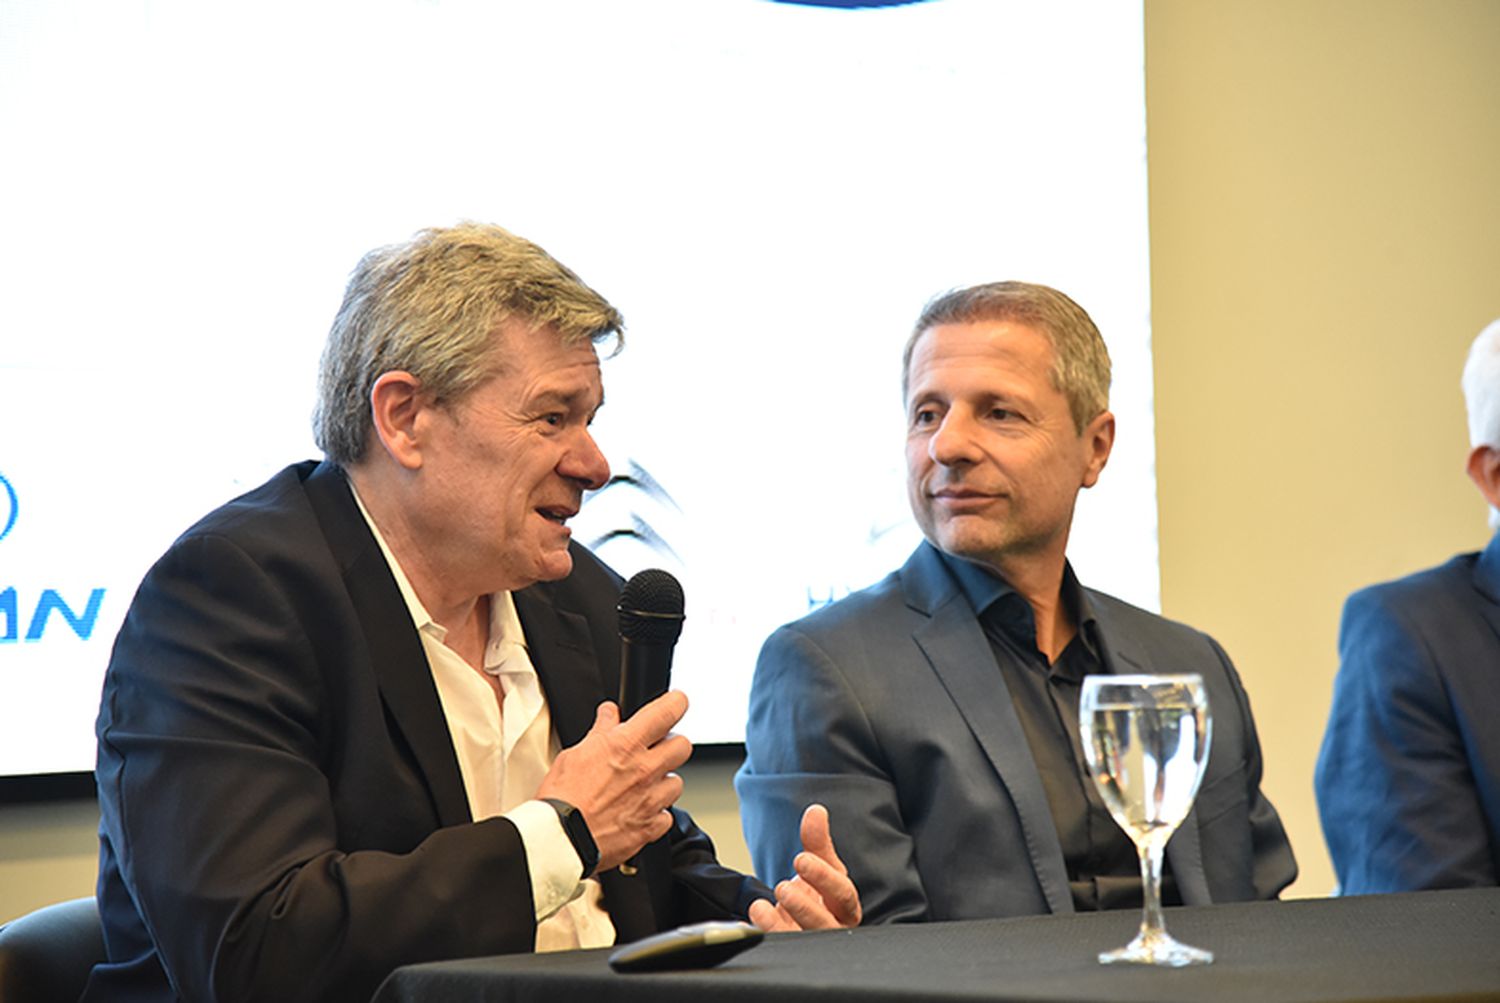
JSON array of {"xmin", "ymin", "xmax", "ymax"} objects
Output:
[{"xmin": 1316, "ymin": 583, "xmax": 1499, "ymax": 892}]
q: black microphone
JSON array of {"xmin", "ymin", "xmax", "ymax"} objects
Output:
[
  {"xmin": 617, "ymin": 568, "xmax": 685, "ymax": 719},
  {"xmin": 616, "ymin": 569, "xmax": 684, "ymax": 877}
]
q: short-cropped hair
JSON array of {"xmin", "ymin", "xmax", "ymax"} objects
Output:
[
  {"xmin": 903, "ymin": 281, "xmax": 1111, "ymax": 433},
  {"xmin": 1463, "ymin": 318, "xmax": 1500, "ymax": 451},
  {"xmin": 313, "ymin": 222, "xmax": 623, "ymax": 465}
]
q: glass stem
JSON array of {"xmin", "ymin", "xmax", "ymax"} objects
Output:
[{"xmin": 1137, "ymin": 836, "xmax": 1166, "ymax": 941}]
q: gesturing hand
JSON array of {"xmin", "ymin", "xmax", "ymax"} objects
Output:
[
  {"xmin": 747, "ymin": 804, "xmax": 863, "ymax": 932},
  {"xmin": 535, "ymin": 690, "xmax": 692, "ymax": 873}
]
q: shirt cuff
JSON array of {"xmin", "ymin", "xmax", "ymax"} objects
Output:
[{"xmin": 506, "ymin": 799, "xmax": 587, "ymax": 922}]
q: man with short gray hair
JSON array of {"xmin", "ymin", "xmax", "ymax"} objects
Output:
[
  {"xmin": 89, "ymin": 223, "xmax": 860, "ymax": 1003},
  {"xmin": 1315, "ymin": 317, "xmax": 1500, "ymax": 893},
  {"xmin": 738, "ymin": 280, "xmax": 1295, "ymax": 923}
]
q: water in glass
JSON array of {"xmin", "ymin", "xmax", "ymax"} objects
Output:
[{"xmin": 1080, "ymin": 673, "xmax": 1214, "ymax": 967}]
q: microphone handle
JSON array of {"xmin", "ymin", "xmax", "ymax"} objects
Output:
[
  {"xmin": 618, "ymin": 638, "xmax": 675, "ymax": 719},
  {"xmin": 617, "ymin": 636, "xmax": 676, "ymax": 874}
]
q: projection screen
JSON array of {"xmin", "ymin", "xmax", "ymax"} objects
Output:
[{"xmin": 0, "ymin": 0, "xmax": 1154, "ymax": 779}]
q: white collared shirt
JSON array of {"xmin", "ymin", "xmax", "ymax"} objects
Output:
[{"xmin": 350, "ymin": 482, "xmax": 615, "ymax": 951}]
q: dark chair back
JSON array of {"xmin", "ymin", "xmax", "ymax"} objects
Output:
[{"xmin": 0, "ymin": 897, "xmax": 104, "ymax": 1003}]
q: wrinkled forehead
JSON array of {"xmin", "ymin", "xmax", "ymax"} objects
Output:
[{"xmin": 903, "ymin": 320, "xmax": 1058, "ymax": 399}]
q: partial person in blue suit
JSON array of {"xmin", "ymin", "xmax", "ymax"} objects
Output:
[
  {"xmin": 736, "ymin": 282, "xmax": 1296, "ymax": 923},
  {"xmin": 1315, "ymin": 318, "xmax": 1500, "ymax": 893}
]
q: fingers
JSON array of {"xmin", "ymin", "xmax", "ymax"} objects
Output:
[
  {"xmin": 537, "ymin": 692, "xmax": 692, "ymax": 871},
  {"xmin": 586, "ymin": 694, "xmax": 692, "ymax": 773},
  {"xmin": 770, "ymin": 876, "xmax": 840, "ymax": 930},
  {"xmin": 606, "ymin": 770, "xmax": 682, "ymax": 835},
  {"xmin": 648, "ymin": 733, "xmax": 693, "ymax": 775},
  {"xmin": 798, "ymin": 804, "xmax": 843, "ymax": 870},
  {"xmin": 747, "ymin": 897, "xmax": 792, "ymax": 933},
  {"xmin": 633, "ymin": 804, "xmax": 676, "ymax": 854},
  {"xmin": 793, "ymin": 851, "xmax": 862, "ymax": 927},
  {"xmin": 617, "ymin": 689, "xmax": 689, "ymax": 745},
  {"xmin": 649, "ymin": 773, "xmax": 685, "ymax": 819},
  {"xmin": 750, "ymin": 805, "xmax": 863, "ymax": 932},
  {"xmin": 592, "ymin": 802, "xmax": 677, "ymax": 873},
  {"xmin": 795, "ymin": 804, "xmax": 859, "ymax": 923},
  {"xmin": 590, "ymin": 700, "xmax": 621, "ymax": 733},
  {"xmin": 621, "ymin": 692, "xmax": 692, "ymax": 776}
]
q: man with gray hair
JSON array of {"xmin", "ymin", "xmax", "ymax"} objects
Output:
[
  {"xmin": 1315, "ymin": 318, "xmax": 1500, "ymax": 893},
  {"xmin": 737, "ymin": 281, "xmax": 1295, "ymax": 923},
  {"xmin": 89, "ymin": 223, "xmax": 860, "ymax": 1003}
]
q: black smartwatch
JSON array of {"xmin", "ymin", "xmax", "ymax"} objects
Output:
[{"xmin": 542, "ymin": 798, "xmax": 599, "ymax": 879}]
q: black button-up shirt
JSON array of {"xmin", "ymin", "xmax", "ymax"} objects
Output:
[{"xmin": 939, "ymin": 552, "xmax": 1180, "ymax": 912}]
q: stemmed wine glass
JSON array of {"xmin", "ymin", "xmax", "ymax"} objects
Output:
[{"xmin": 1079, "ymin": 673, "xmax": 1213, "ymax": 967}]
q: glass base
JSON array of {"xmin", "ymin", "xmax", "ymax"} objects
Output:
[{"xmin": 1098, "ymin": 929, "xmax": 1214, "ymax": 967}]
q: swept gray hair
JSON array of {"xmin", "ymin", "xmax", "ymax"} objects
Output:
[
  {"xmin": 902, "ymin": 281, "xmax": 1111, "ymax": 434},
  {"xmin": 313, "ymin": 222, "xmax": 623, "ymax": 465}
]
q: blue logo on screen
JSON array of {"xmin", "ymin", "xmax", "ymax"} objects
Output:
[
  {"xmin": 0, "ymin": 472, "xmax": 16, "ymax": 543},
  {"xmin": 0, "ymin": 473, "xmax": 109, "ymax": 642}
]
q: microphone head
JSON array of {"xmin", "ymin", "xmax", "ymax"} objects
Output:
[{"xmin": 618, "ymin": 568, "xmax": 685, "ymax": 645}]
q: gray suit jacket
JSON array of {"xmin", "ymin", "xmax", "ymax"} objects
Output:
[
  {"xmin": 736, "ymin": 542, "xmax": 1296, "ymax": 923},
  {"xmin": 1315, "ymin": 531, "xmax": 1500, "ymax": 892}
]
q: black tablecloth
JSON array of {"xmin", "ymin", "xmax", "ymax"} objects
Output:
[{"xmin": 372, "ymin": 888, "xmax": 1500, "ymax": 1003}]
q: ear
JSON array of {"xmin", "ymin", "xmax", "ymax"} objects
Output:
[
  {"xmin": 1466, "ymin": 445, "xmax": 1500, "ymax": 511},
  {"xmin": 368, "ymin": 371, "xmax": 427, "ymax": 471},
  {"xmin": 1079, "ymin": 410, "xmax": 1115, "ymax": 489}
]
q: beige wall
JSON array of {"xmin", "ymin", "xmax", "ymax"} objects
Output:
[
  {"xmin": 1146, "ymin": 0, "xmax": 1500, "ymax": 897},
  {"xmin": 0, "ymin": 800, "xmax": 99, "ymax": 925},
  {"xmin": 5, "ymin": 0, "xmax": 1499, "ymax": 924}
]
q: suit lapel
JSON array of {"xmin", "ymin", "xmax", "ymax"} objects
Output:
[
  {"xmin": 513, "ymin": 576, "xmax": 667, "ymax": 942},
  {"xmin": 513, "ymin": 584, "xmax": 607, "ymax": 745},
  {"xmin": 903, "ymin": 545, "xmax": 1074, "ymax": 915},
  {"xmin": 1088, "ymin": 597, "xmax": 1212, "ymax": 906},
  {"xmin": 307, "ymin": 473, "xmax": 660, "ymax": 936},
  {"xmin": 1471, "ymin": 533, "xmax": 1500, "ymax": 640},
  {"xmin": 302, "ymin": 461, "xmax": 473, "ymax": 828}
]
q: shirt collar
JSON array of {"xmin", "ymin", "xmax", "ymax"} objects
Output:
[{"xmin": 935, "ymin": 549, "xmax": 1100, "ymax": 657}]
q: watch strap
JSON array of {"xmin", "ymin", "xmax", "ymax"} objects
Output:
[{"xmin": 541, "ymin": 797, "xmax": 599, "ymax": 879}]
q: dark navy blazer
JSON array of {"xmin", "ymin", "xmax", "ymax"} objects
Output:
[
  {"xmin": 89, "ymin": 461, "xmax": 763, "ymax": 1003},
  {"xmin": 1316, "ymin": 532, "xmax": 1500, "ymax": 893}
]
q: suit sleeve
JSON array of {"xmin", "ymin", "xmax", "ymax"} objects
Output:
[
  {"xmin": 1314, "ymin": 588, "xmax": 1496, "ymax": 892},
  {"xmin": 663, "ymin": 809, "xmax": 774, "ymax": 923},
  {"xmin": 735, "ymin": 624, "xmax": 927, "ymax": 924},
  {"xmin": 1205, "ymin": 635, "xmax": 1298, "ymax": 899},
  {"xmin": 95, "ymin": 533, "xmax": 536, "ymax": 1003}
]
